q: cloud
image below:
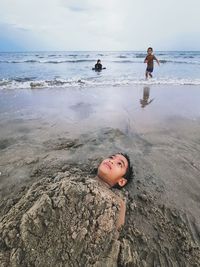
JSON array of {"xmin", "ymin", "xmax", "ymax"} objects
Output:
[
  {"xmin": 68, "ymin": 6, "xmax": 88, "ymax": 12},
  {"xmin": 0, "ymin": 0, "xmax": 199, "ymax": 51}
]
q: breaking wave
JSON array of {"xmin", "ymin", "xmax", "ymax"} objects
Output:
[
  {"xmin": 0, "ymin": 59, "xmax": 95, "ymax": 64},
  {"xmin": 1, "ymin": 77, "xmax": 200, "ymax": 90}
]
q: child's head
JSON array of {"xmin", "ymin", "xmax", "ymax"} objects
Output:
[
  {"xmin": 147, "ymin": 47, "xmax": 153, "ymax": 54},
  {"xmin": 97, "ymin": 59, "xmax": 101, "ymax": 63},
  {"xmin": 97, "ymin": 153, "xmax": 133, "ymax": 188}
]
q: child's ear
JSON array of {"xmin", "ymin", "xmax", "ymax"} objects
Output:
[{"xmin": 118, "ymin": 178, "xmax": 127, "ymax": 187}]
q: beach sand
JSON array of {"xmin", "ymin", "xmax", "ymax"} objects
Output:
[{"xmin": 0, "ymin": 84, "xmax": 200, "ymax": 265}]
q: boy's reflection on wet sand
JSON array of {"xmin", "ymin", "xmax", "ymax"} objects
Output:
[{"xmin": 140, "ymin": 86, "xmax": 154, "ymax": 108}]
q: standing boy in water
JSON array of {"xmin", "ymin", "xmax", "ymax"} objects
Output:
[{"xmin": 144, "ymin": 47, "xmax": 160, "ymax": 79}]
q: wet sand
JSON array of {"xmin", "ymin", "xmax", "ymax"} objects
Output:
[{"xmin": 0, "ymin": 84, "xmax": 200, "ymax": 265}]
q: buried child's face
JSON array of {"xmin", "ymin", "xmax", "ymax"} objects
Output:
[{"xmin": 97, "ymin": 154, "xmax": 128, "ymax": 188}]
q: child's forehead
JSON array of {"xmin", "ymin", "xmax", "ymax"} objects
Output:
[
  {"xmin": 110, "ymin": 154, "xmax": 122, "ymax": 158},
  {"xmin": 109, "ymin": 154, "xmax": 128, "ymax": 165}
]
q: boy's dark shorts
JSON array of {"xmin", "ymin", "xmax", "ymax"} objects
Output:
[{"xmin": 146, "ymin": 67, "xmax": 153, "ymax": 73}]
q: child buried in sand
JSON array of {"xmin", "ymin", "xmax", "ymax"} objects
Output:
[
  {"xmin": 0, "ymin": 153, "xmax": 133, "ymax": 266},
  {"xmin": 97, "ymin": 153, "xmax": 133, "ymax": 228}
]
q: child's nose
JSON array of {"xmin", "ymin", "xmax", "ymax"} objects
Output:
[{"xmin": 109, "ymin": 159, "xmax": 114, "ymax": 164}]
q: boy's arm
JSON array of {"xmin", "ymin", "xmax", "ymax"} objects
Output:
[
  {"xmin": 154, "ymin": 56, "xmax": 160, "ymax": 66},
  {"xmin": 116, "ymin": 198, "xmax": 126, "ymax": 229},
  {"xmin": 148, "ymin": 99, "xmax": 154, "ymax": 104},
  {"xmin": 144, "ymin": 56, "xmax": 148, "ymax": 63}
]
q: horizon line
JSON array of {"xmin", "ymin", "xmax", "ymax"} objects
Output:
[{"xmin": 0, "ymin": 50, "xmax": 200, "ymax": 53}]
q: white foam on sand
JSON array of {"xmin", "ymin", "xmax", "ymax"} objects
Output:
[{"xmin": 1, "ymin": 77, "xmax": 200, "ymax": 90}]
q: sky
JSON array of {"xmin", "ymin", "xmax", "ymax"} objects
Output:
[{"xmin": 0, "ymin": 0, "xmax": 200, "ymax": 51}]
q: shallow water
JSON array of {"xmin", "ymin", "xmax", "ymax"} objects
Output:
[
  {"xmin": 0, "ymin": 51, "xmax": 200, "ymax": 90},
  {"xmin": 1, "ymin": 85, "xmax": 200, "ymax": 134}
]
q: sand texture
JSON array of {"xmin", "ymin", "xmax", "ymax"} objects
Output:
[{"xmin": 0, "ymin": 162, "xmax": 200, "ymax": 267}]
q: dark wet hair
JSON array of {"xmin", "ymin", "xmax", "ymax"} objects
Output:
[
  {"xmin": 147, "ymin": 47, "xmax": 153, "ymax": 52},
  {"xmin": 107, "ymin": 153, "xmax": 133, "ymax": 190},
  {"xmin": 97, "ymin": 59, "xmax": 101, "ymax": 63},
  {"xmin": 118, "ymin": 153, "xmax": 133, "ymax": 186}
]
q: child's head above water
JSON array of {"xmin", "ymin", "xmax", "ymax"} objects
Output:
[{"xmin": 97, "ymin": 153, "xmax": 133, "ymax": 188}]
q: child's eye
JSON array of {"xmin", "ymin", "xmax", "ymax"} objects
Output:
[{"xmin": 118, "ymin": 162, "xmax": 122, "ymax": 167}]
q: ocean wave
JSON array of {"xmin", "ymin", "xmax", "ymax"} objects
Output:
[
  {"xmin": 135, "ymin": 53, "xmax": 146, "ymax": 58},
  {"xmin": 0, "ymin": 58, "xmax": 200, "ymax": 65},
  {"xmin": 1, "ymin": 77, "xmax": 200, "ymax": 90},
  {"xmin": 14, "ymin": 77, "xmax": 36, "ymax": 82},
  {"xmin": 0, "ymin": 78, "xmax": 86, "ymax": 90},
  {"xmin": 47, "ymin": 54, "xmax": 61, "ymax": 57},
  {"xmin": 45, "ymin": 59, "xmax": 94, "ymax": 64},
  {"xmin": 159, "ymin": 59, "xmax": 200, "ymax": 65},
  {"xmin": 113, "ymin": 60, "xmax": 134, "ymax": 63},
  {"xmin": 0, "ymin": 59, "xmax": 95, "ymax": 64},
  {"xmin": 25, "ymin": 60, "xmax": 38, "ymax": 63},
  {"xmin": 117, "ymin": 55, "xmax": 128, "ymax": 58},
  {"xmin": 183, "ymin": 56, "xmax": 194, "ymax": 58}
]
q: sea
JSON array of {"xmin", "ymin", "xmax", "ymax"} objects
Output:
[{"xmin": 0, "ymin": 51, "xmax": 200, "ymax": 90}]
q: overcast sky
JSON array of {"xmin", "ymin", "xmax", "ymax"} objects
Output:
[{"xmin": 0, "ymin": 0, "xmax": 199, "ymax": 51}]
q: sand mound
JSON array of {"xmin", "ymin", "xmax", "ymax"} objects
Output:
[
  {"xmin": 0, "ymin": 173, "xmax": 122, "ymax": 267},
  {"xmin": 0, "ymin": 166, "xmax": 200, "ymax": 267}
]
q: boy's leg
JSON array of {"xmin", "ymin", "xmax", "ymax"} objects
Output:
[
  {"xmin": 146, "ymin": 67, "xmax": 153, "ymax": 79},
  {"xmin": 149, "ymin": 68, "xmax": 153, "ymax": 78}
]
